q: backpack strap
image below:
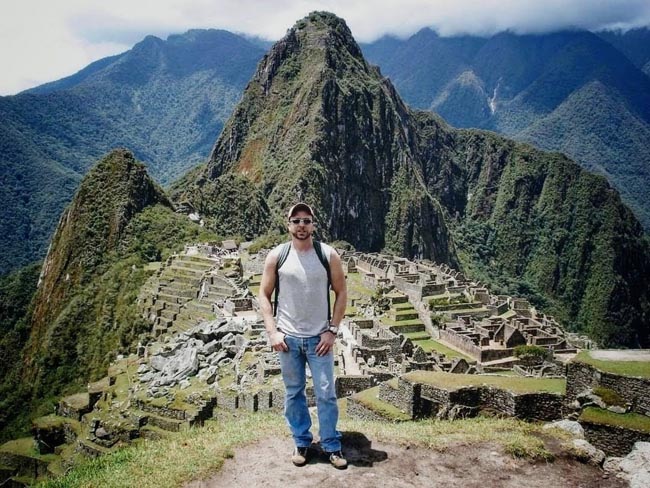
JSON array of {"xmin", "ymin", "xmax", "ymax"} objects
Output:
[
  {"xmin": 313, "ymin": 240, "xmax": 332, "ymax": 321},
  {"xmin": 273, "ymin": 242, "xmax": 291, "ymax": 316}
]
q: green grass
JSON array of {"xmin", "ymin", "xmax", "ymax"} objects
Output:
[
  {"xmin": 413, "ymin": 340, "xmax": 473, "ymax": 361},
  {"xmin": 393, "ymin": 309, "xmax": 418, "ymax": 316},
  {"xmin": 380, "ymin": 317, "xmax": 424, "ymax": 327},
  {"xmin": 351, "ymin": 387, "xmax": 411, "ymax": 421},
  {"xmin": 60, "ymin": 393, "xmax": 90, "ymax": 410},
  {"xmin": 339, "ymin": 415, "xmax": 557, "ymax": 461},
  {"xmin": 32, "ymin": 408, "xmax": 572, "ymax": 487},
  {"xmin": 144, "ymin": 262, "xmax": 162, "ymax": 272},
  {"xmin": 401, "ymin": 331, "xmax": 431, "ymax": 341},
  {"xmin": 574, "ymin": 351, "xmax": 650, "ymax": 378},
  {"xmin": 500, "ymin": 310, "xmax": 517, "ymax": 319},
  {"xmin": 34, "ymin": 412, "xmax": 286, "ymax": 488},
  {"xmin": 0, "ymin": 437, "xmax": 57, "ymax": 463},
  {"xmin": 423, "ymin": 293, "xmax": 462, "ymax": 302},
  {"xmin": 31, "ymin": 415, "xmax": 67, "ymax": 430},
  {"xmin": 593, "ymin": 387, "xmax": 626, "ymax": 407},
  {"xmin": 393, "ymin": 302, "xmax": 415, "ymax": 310},
  {"xmin": 345, "ymin": 272, "xmax": 375, "ymax": 299},
  {"xmin": 579, "ymin": 407, "xmax": 650, "ymax": 433},
  {"xmin": 483, "ymin": 370, "xmax": 520, "ymax": 376},
  {"xmin": 440, "ymin": 307, "xmax": 489, "ymax": 315},
  {"xmin": 404, "ymin": 371, "xmax": 566, "ymax": 394}
]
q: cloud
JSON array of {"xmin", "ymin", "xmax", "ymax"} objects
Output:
[{"xmin": 1, "ymin": 0, "xmax": 650, "ymax": 95}]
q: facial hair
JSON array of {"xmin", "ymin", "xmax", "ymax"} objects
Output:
[{"xmin": 290, "ymin": 226, "xmax": 313, "ymax": 241}]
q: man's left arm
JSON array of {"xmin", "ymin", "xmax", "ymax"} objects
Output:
[
  {"xmin": 316, "ymin": 249, "xmax": 347, "ymax": 356},
  {"xmin": 329, "ymin": 250, "xmax": 347, "ymax": 327}
]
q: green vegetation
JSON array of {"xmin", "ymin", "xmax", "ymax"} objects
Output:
[
  {"xmin": 0, "ymin": 30, "xmax": 265, "ymax": 276},
  {"xmin": 513, "ymin": 345, "xmax": 548, "ymax": 365},
  {"xmin": 592, "ymin": 387, "xmax": 626, "ymax": 407},
  {"xmin": 352, "ymin": 387, "xmax": 411, "ymax": 421},
  {"xmin": 579, "ymin": 407, "xmax": 650, "ymax": 433},
  {"xmin": 0, "ymin": 263, "xmax": 41, "ymax": 441},
  {"xmin": 34, "ymin": 413, "xmax": 286, "ymax": 488},
  {"xmin": 412, "ymin": 339, "xmax": 473, "ymax": 361},
  {"xmin": 0, "ymin": 151, "xmax": 220, "ymax": 441},
  {"xmin": 429, "ymin": 294, "xmax": 469, "ymax": 307},
  {"xmin": 0, "ymin": 437, "xmax": 56, "ymax": 463},
  {"xmin": 362, "ymin": 29, "xmax": 650, "ymax": 231},
  {"xmin": 33, "ymin": 410, "xmax": 566, "ymax": 487},
  {"xmin": 405, "ymin": 371, "xmax": 566, "ymax": 394},
  {"xmin": 573, "ymin": 351, "xmax": 650, "ymax": 378},
  {"xmin": 247, "ymin": 232, "xmax": 286, "ymax": 254}
]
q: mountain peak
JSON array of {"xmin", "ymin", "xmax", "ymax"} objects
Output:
[{"xmin": 253, "ymin": 11, "xmax": 366, "ymax": 92}]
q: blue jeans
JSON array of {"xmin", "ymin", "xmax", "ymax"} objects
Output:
[{"xmin": 279, "ymin": 334, "xmax": 341, "ymax": 452}]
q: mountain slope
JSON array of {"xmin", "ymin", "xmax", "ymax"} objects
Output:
[
  {"xmin": 23, "ymin": 149, "xmax": 170, "ymax": 383},
  {"xmin": 0, "ymin": 29, "xmax": 264, "ymax": 275},
  {"xmin": 362, "ymin": 29, "xmax": 650, "ymax": 230},
  {"xmin": 0, "ymin": 149, "xmax": 215, "ymax": 437},
  {"xmin": 518, "ymin": 81, "xmax": 650, "ymax": 226},
  {"xmin": 598, "ymin": 27, "xmax": 650, "ymax": 75},
  {"xmin": 177, "ymin": 12, "xmax": 650, "ymax": 347},
  {"xmin": 177, "ymin": 12, "xmax": 457, "ymax": 263}
]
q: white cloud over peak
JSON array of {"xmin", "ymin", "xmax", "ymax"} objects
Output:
[{"xmin": 1, "ymin": 0, "xmax": 649, "ymax": 95}]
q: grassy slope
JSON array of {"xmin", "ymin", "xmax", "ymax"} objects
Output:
[
  {"xmin": 405, "ymin": 371, "xmax": 566, "ymax": 394},
  {"xmin": 35, "ymin": 410, "xmax": 564, "ymax": 487},
  {"xmin": 574, "ymin": 351, "xmax": 650, "ymax": 378}
]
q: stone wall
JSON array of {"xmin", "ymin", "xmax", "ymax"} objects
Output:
[
  {"xmin": 480, "ymin": 387, "xmax": 515, "ymax": 416},
  {"xmin": 480, "ymin": 348, "xmax": 514, "ymax": 363},
  {"xmin": 354, "ymin": 346, "xmax": 391, "ymax": 364},
  {"xmin": 567, "ymin": 362, "xmax": 650, "ymax": 415},
  {"xmin": 379, "ymin": 382, "xmax": 404, "ymax": 410},
  {"xmin": 336, "ymin": 375, "xmax": 373, "ymax": 397},
  {"xmin": 393, "ymin": 378, "xmax": 421, "ymax": 417},
  {"xmin": 438, "ymin": 329, "xmax": 481, "ymax": 360},
  {"xmin": 132, "ymin": 399, "xmax": 188, "ymax": 420},
  {"xmin": 512, "ymin": 392, "xmax": 564, "ymax": 420},
  {"xmin": 359, "ymin": 333, "xmax": 401, "ymax": 355},
  {"xmin": 347, "ymin": 398, "xmax": 393, "ymax": 422},
  {"xmin": 583, "ymin": 421, "xmax": 650, "ymax": 457},
  {"xmin": 411, "ymin": 383, "xmax": 562, "ymax": 421}
]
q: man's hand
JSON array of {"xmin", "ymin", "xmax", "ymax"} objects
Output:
[
  {"xmin": 316, "ymin": 331, "xmax": 336, "ymax": 356},
  {"xmin": 270, "ymin": 331, "xmax": 288, "ymax": 352}
]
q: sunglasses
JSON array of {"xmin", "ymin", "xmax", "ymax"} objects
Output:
[{"xmin": 289, "ymin": 218, "xmax": 314, "ymax": 225}]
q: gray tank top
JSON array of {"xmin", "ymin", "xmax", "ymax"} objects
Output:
[{"xmin": 273, "ymin": 242, "xmax": 333, "ymax": 338}]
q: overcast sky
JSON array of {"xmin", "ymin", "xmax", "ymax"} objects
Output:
[{"xmin": 2, "ymin": 0, "xmax": 649, "ymax": 95}]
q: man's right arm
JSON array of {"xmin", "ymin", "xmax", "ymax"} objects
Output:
[{"xmin": 258, "ymin": 251, "xmax": 288, "ymax": 352}]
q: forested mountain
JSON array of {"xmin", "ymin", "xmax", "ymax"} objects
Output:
[
  {"xmin": 361, "ymin": 28, "xmax": 650, "ymax": 230},
  {"xmin": 0, "ymin": 29, "xmax": 264, "ymax": 275},
  {"xmin": 0, "ymin": 149, "xmax": 216, "ymax": 439},
  {"xmin": 177, "ymin": 12, "xmax": 650, "ymax": 348},
  {"xmin": 598, "ymin": 27, "xmax": 650, "ymax": 76}
]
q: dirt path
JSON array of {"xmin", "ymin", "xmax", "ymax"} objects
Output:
[{"xmin": 185, "ymin": 433, "xmax": 624, "ymax": 488}]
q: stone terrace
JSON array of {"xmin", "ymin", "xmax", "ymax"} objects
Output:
[
  {"xmin": 348, "ymin": 371, "xmax": 566, "ymax": 422},
  {"xmin": 354, "ymin": 252, "xmax": 575, "ymax": 367}
]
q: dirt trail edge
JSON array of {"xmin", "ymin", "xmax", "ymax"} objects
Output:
[{"xmin": 184, "ymin": 433, "xmax": 624, "ymax": 488}]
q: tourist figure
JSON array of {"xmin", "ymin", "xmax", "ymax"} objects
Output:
[{"xmin": 259, "ymin": 202, "xmax": 348, "ymax": 469}]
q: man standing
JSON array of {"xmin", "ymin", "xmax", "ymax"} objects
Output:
[{"xmin": 258, "ymin": 203, "xmax": 348, "ymax": 469}]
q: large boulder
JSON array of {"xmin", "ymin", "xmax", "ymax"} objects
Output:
[
  {"xmin": 618, "ymin": 442, "xmax": 650, "ymax": 488},
  {"xmin": 571, "ymin": 439, "xmax": 606, "ymax": 466},
  {"xmin": 543, "ymin": 420, "xmax": 585, "ymax": 438}
]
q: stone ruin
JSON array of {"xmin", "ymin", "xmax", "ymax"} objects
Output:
[{"xmin": 7, "ymin": 243, "xmax": 648, "ymax": 487}]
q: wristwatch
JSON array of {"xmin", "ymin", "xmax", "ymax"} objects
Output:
[{"xmin": 327, "ymin": 324, "xmax": 339, "ymax": 335}]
